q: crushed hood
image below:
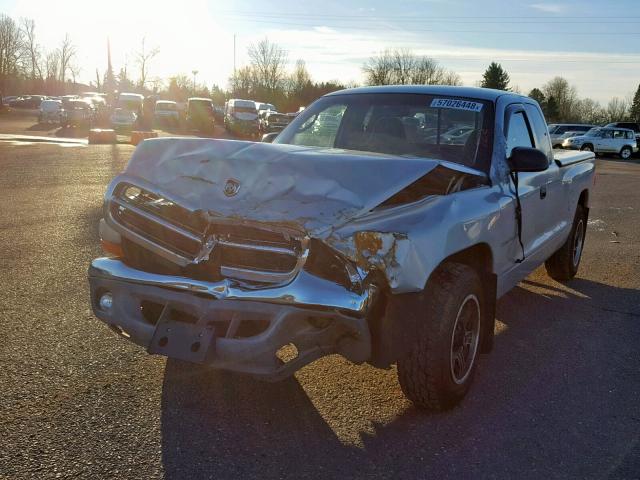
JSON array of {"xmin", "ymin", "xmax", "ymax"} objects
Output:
[{"xmin": 123, "ymin": 138, "xmax": 482, "ymax": 235}]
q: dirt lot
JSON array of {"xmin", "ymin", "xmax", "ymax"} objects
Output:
[{"xmin": 0, "ymin": 124, "xmax": 638, "ymax": 479}]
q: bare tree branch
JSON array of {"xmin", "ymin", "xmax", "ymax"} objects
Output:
[
  {"xmin": 20, "ymin": 18, "xmax": 42, "ymax": 80},
  {"xmin": 135, "ymin": 37, "xmax": 159, "ymax": 88}
]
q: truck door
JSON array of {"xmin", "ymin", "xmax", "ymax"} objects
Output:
[
  {"xmin": 524, "ymin": 103, "xmax": 567, "ymax": 255},
  {"xmin": 504, "ymin": 104, "xmax": 556, "ymax": 261}
]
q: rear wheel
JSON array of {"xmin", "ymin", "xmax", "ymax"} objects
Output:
[
  {"xmin": 397, "ymin": 262, "xmax": 484, "ymax": 411},
  {"xmin": 620, "ymin": 146, "xmax": 632, "ymax": 160},
  {"xmin": 545, "ymin": 204, "xmax": 586, "ymax": 281},
  {"xmin": 580, "ymin": 144, "xmax": 594, "ymax": 152}
]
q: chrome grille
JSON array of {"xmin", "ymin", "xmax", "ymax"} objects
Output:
[{"xmin": 108, "ymin": 183, "xmax": 308, "ymax": 284}]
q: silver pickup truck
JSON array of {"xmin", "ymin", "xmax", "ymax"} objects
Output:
[{"xmin": 89, "ymin": 86, "xmax": 595, "ymax": 410}]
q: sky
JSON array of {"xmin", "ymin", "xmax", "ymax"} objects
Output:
[{"xmin": 2, "ymin": 0, "xmax": 640, "ymax": 103}]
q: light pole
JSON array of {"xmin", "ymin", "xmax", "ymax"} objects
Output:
[{"xmin": 192, "ymin": 70, "xmax": 198, "ymax": 94}]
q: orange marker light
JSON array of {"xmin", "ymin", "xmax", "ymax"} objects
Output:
[{"xmin": 101, "ymin": 239, "xmax": 123, "ymax": 257}]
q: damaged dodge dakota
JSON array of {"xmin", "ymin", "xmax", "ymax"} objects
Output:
[{"xmin": 88, "ymin": 86, "xmax": 595, "ymax": 410}]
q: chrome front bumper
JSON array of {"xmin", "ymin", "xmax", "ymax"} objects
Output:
[{"xmin": 88, "ymin": 257, "xmax": 373, "ymax": 380}]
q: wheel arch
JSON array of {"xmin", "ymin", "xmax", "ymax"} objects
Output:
[
  {"xmin": 578, "ymin": 188, "xmax": 590, "ymax": 210},
  {"xmin": 371, "ymin": 243, "xmax": 497, "ymax": 368}
]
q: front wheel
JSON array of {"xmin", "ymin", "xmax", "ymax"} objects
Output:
[
  {"xmin": 545, "ymin": 204, "xmax": 586, "ymax": 281},
  {"xmin": 397, "ymin": 262, "xmax": 484, "ymax": 411},
  {"xmin": 580, "ymin": 144, "xmax": 594, "ymax": 152},
  {"xmin": 620, "ymin": 146, "xmax": 632, "ymax": 160}
]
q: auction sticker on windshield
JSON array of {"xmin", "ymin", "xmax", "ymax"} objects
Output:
[{"xmin": 430, "ymin": 99, "xmax": 484, "ymax": 112}]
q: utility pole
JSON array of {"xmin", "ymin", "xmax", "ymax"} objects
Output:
[
  {"xmin": 192, "ymin": 70, "xmax": 198, "ymax": 94},
  {"xmin": 233, "ymin": 34, "xmax": 236, "ymax": 74}
]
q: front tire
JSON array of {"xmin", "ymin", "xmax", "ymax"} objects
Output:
[
  {"xmin": 397, "ymin": 262, "xmax": 484, "ymax": 411},
  {"xmin": 545, "ymin": 204, "xmax": 586, "ymax": 281},
  {"xmin": 580, "ymin": 144, "xmax": 594, "ymax": 152}
]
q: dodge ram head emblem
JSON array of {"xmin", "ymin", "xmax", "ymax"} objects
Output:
[{"xmin": 223, "ymin": 178, "xmax": 240, "ymax": 197}]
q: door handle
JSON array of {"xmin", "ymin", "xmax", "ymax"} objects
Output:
[{"xmin": 540, "ymin": 185, "xmax": 547, "ymax": 199}]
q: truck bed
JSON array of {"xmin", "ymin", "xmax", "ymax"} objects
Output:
[{"xmin": 554, "ymin": 149, "xmax": 595, "ymax": 167}]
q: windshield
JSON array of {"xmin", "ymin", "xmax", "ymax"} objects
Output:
[
  {"xmin": 276, "ymin": 93, "xmax": 493, "ymax": 171},
  {"xmin": 235, "ymin": 106, "xmax": 257, "ymax": 114},
  {"xmin": 157, "ymin": 103, "xmax": 176, "ymax": 111},
  {"xmin": 585, "ymin": 127, "xmax": 602, "ymax": 137}
]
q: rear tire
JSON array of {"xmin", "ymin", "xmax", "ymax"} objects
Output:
[
  {"xmin": 620, "ymin": 146, "xmax": 632, "ymax": 160},
  {"xmin": 397, "ymin": 262, "xmax": 484, "ymax": 411},
  {"xmin": 545, "ymin": 204, "xmax": 586, "ymax": 281},
  {"xmin": 580, "ymin": 144, "xmax": 594, "ymax": 152}
]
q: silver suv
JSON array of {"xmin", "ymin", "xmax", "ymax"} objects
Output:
[
  {"xmin": 562, "ymin": 126, "xmax": 638, "ymax": 159},
  {"xmin": 548, "ymin": 123, "xmax": 595, "ymax": 148}
]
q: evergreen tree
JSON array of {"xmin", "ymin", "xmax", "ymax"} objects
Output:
[
  {"xmin": 528, "ymin": 88, "xmax": 546, "ymax": 107},
  {"xmin": 545, "ymin": 96, "xmax": 560, "ymax": 123},
  {"xmin": 481, "ymin": 62, "xmax": 510, "ymax": 91},
  {"xmin": 629, "ymin": 83, "xmax": 640, "ymax": 122}
]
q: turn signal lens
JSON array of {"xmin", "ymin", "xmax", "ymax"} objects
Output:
[{"xmin": 101, "ymin": 239, "xmax": 123, "ymax": 257}]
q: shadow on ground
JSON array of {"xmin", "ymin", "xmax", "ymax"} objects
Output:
[{"xmin": 160, "ymin": 276, "xmax": 640, "ymax": 478}]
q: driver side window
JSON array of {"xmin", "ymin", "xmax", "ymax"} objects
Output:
[{"xmin": 506, "ymin": 112, "xmax": 533, "ymax": 157}]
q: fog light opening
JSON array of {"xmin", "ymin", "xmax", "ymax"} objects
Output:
[
  {"xmin": 99, "ymin": 292, "xmax": 113, "ymax": 311},
  {"xmin": 276, "ymin": 343, "xmax": 299, "ymax": 364}
]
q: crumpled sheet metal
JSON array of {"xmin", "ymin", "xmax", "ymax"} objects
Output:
[
  {"xmin": 122, "ymin": 137, "xmax": 493, "ymax": 293},
  {"xmin": 353, "ymin": 231, "xmax": 427, "ymax": 290},
  {"xmin": 124, "ymin": 138, "xmax": 444, "ymax": 236}
]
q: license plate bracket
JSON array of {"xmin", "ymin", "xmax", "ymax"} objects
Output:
[{"xmin": 148, "ymin": 307, "xmax": 215, "ymax": 364}]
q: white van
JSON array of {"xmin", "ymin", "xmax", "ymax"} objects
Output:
[
  {"xmin": 224, "ymin": 99, "xmax": 259, "ymax": 137},
  {"xmin": 117, "ymin": 93, "xmax": 144, "ymax": 115}
]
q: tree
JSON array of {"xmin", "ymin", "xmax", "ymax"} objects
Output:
[
  {"xmin": 545, "ymin": 96, "xmax": 559, "ymax": 123},
  {"xmin": 576, "ymin": 97, "xmax": 605, "ymax": 124},
  {"xmin": 605, "ymin": 97, "xmax": 629, "ymax": 123},
  {"xmin": 528, "ymin": 88, "xmax": 546, "ymax": 108},
  {"xmin": 135, "ymin": 37, "xmax": 159, "ymax": 88},
  {"xmin": 0, "ymin": 14, "xmax": 24, "ymax": 92},
  {"xmin": 20, "ymin": 18, "xmax": 42, "ymax": 81},
  {"xmin": 629, "ymin": 83, "xmax": 640, "ymax": 122},
  {"xmin": 543, "ymin": 76, "xmax": 578, "ymax": 123},
  {"xmin": 247, "ymin": 38, "xmax": 287, "ymax": 92},
  {"xmin": 288, "ymin": 59, "xmax": 311, "ymax": 95},
  {"xmin": 363, "ymin": 49, "xmax": 460, "ymax": 86},
  {"xmin": 58, "ymin": 33, "xmax": 76, "ymax": 86},
  {"xmin": 481, "ymin": 62, "xmax": 510, "ymax": 91},
  {"xmin": 362, "ymin": 49, "xmax": 393, "ymax": 85}
]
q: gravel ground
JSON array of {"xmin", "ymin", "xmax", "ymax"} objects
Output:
[{"xmin": 0, "ymin": 138, "xmax": 638, "ymax": 480}]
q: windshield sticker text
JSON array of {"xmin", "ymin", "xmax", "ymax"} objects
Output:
[{"xmin": 430, "ymin": 99, "xmax": 484, "ymax": 112}]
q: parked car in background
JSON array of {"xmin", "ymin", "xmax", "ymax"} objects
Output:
[
  {"xmin": 256, "ymin": 102, "xmax": 276, "ymax": 114},
  {"xmin": 110, "ymin": 108, "xmax": 137, "ymax": 130},
  {"xmin": 259, "ymin": 110, "xmax": 292, "ymax": 134},
  {"xmin": 224, "ymin": 98, "xmax": 259, "ymax": 138},
  {"xmin": 117, "ymin": 93, "xmax": 144, "ymax": 116},
  {"xmin": 605, "ymin": 122, "xmax": 640, "ymax": 141},
  {"xmin": 61, "ymin": 100, "xmax": 94, "ymax": 128},
  {"xmin": 186, "ymin": 97, "xmax": 215, "ymax": 133},
  {"xmin": 212, "ymin": 105, "xmax": 225, "ymax": 123},
  {"xmin": 9, "ymin": 95, "xmax": 47, "ymax": 109},
  {"xmin": 548, "ymin": 124, "xmax": 596, "ymax": 148},
  {"xmin": 562, "ymin": 126, "xmax": 637, "ymax": 159},
  {"xmin": 154, "ymin": 100, "xmax": 179, "ymax": 128},
  {"xmin": 38, "ymin": 99, "xmax": 64, "ymax": 124}
]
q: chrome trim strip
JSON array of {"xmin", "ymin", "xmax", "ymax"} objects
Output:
[
  {"xmin": 111, "ymin": 197, "xmax": 202, "ymax": 243},
  {"xmin": 89, "ymin": 257, "xmax": 371, "ymax": 315},
  {"xmin": 218, "ymin": 239, "xmax": 297, "ymax": 257},
  {"xmin": 106, "ymin": 178, "xmax": 311, "ymax": 283}
]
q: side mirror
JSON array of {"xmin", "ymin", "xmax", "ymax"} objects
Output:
[
  {"xmin": 508, "ymin": 147, "xmax": 549, "ymax": 172},
  {"xmin": 261, "ymin": 132, "xmax": 278, "ymax": 143}
]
